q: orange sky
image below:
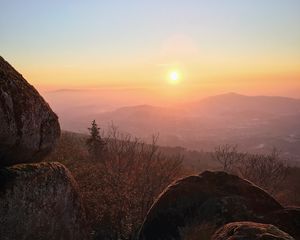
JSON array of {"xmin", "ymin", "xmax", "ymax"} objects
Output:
[
  {"xmin": 16, "ymin": 52, "xmax": 300, "ymax": 101},
  {"xmin": 1, "ymin": 1, "xmax": 300, "ymax": 100}
]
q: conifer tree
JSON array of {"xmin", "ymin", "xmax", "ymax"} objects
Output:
[{"xmin": 86, "ymin": 120, "xmax": 106, "ymax": 160}]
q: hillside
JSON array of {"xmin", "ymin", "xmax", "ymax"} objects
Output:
[{"xmin": 43, "ymin": 92, "xmax": 300, "ymax": 162}]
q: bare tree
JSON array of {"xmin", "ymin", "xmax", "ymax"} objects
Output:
[
  {"xmin": 46, "ymin": 126, "xmax": 183, "ymax": 239},
  {"xmin": 212, "ymin": 145, "xmax": 288, "ymax": 195},
  {"xmin": 211, "ymin": 144, "xmax": 245, "ymax": 172},
  {"xmin": 238, "ymin": 148, "xmax": 288, "ymax": 195},
  {"xmin": 89, "ymin": 125, "xmax": 184, "ymax": 239}
]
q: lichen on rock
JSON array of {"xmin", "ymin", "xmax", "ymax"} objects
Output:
[
  {"xmin": 212, "ymin": 221, "xmax": 294, "ymax": 240},
  {"xmin": 0, "ymin": 56, "xmax": 60, "ymax": 166},
  {"xmin": 0, "ymin": 162, "xmax": 88, "ymax": 240}
]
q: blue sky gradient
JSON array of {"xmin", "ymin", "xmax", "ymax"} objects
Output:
[{"xmin": 1, "ymin": 0, "xmax": 299, "ymax": 96}]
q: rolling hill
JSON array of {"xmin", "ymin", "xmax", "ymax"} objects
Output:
[{"xmin": 44, "ymin": 92, "xmax": 300, "ymax": 162}]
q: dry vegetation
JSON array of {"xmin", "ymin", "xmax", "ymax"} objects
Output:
[
  {"xmin": 46, "ymin": 123, "xmax": 300, "ymax": 240},
  {"xmin": 212, "ymin": 145, "xmax": 289, "ymax": 195},
  {"xmin": 211, "ymin": 145, "xmax": 300, "ymax": 205},
  {"xmin": 46, "ymin": 124, "xmax": 184, "ymax": 239}
]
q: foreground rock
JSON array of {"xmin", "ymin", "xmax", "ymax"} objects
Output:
[
  {"xmin": 263, "ymin": 207, "xmax": 300, "ymax": 240},
  {"xmin": 0, "ymin": 162, "xmax": 88, "ymax": 240},
  {"xmin": 0, "ymin": 56, "xmax": 60, "ymax": 166},
  {"xmin": 138, "ymin": 171, "xmax": 283, "ymax": 240},
  {"xmin": 212, "ymin": 222, "xmax": 294, "ymax": 240}
]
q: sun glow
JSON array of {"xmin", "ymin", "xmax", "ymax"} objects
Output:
[{"xmin": 168, "ymin": 71, "xmax": 180, "ymax": 84}]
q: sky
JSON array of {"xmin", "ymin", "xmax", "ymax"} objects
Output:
[{"xmin": 1, "ymin": 0, "xmax": 300, "ymax": 99}]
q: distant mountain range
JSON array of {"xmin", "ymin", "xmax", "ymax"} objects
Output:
[
  {"xmin": 186, "ymin": 92, "xmax": 300, "ymax": 116},
  {"xmin": 44, "ymin": 92, "xmax": 300, "ymax": 162}
]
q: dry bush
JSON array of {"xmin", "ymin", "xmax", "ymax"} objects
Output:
[
  {"xmin": 212, "ymin": 145, "xmax": 288, "ymax": 195},
  {"xmin": 180, "ymin": 223, "xmax": 216, "ymax": 240},
  {"xmin": 95, "ymin": 126, "xmax": 183, "ymax": 239},
  {"xmin": 211, "ymin": 144, "xmax": 245, "ymax": 172},
  {"xmin": 238, "ymin": 148, "xmax": 288, "ymax": 195},
  {"xmin": 271, "ymin": 166, "xmax": 300, "ymax": 206},
  {"xmin": 46, "ymin": 126, "xmax": 184, "ymax": 240}
]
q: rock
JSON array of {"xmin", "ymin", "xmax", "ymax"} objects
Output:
[
  {"xmin": 138, "ymin": 171, "xmax": 283, "ymax": 240},
  {"xmin": 212, "ymin": 222, "xmax": 294, "ymax": 240},
  {"xmin": 262, "ymin": 207, "xmax": 300, "ymax": 240},
  {"xmin": 0, "ymin": 56, "xmax": 60, "ymax": 166},
  {"xmin": 0, "ymin": 162, "xmax": 88, "ymax": 240}
]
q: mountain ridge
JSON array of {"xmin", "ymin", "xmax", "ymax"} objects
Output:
[{"xmin": 41, "ymin": 91, "xmax": 300, "ymax": 162}]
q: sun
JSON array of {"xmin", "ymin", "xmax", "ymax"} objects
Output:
[{"xmin": 168, "ymin": 71, "xmax": 180, "ymax": 84}]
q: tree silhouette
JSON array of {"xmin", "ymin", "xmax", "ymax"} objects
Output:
[{"xmin": 86, "ymin": 120, "xmax": 106, "ymax": 161}]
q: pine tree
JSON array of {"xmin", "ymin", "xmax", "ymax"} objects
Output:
[{"xmin": 86, "ymin": 120, "xmax": 106, "ymax": 160}]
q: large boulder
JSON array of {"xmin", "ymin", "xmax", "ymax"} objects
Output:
[
  {"xmin": 0, "ymin": 56, "xmax": 60, "ymax": 166},
  {"xmin": 262, "ymin": 207, "xmax": 300, "ymax": 240},
  {"xmin": 138, "ymin": 171, "xmax": 283, "ymax": 240},
  {"xmin": 212, "ymin": 222, "xmax": 294, "ymax": 240},
  {"xmin": 0, "ymin": 162, "xmax": 88, "ymax": 240}
]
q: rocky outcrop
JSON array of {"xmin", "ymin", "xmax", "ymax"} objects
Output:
[
  {"xmin": 0, "ymin": 57, "xmax": 88, "ymax": 239},
  {"xmin": 262, "ymin": 207, "xmax": 300, "ymax": 240},
  {"xmin": 212, "ymin": 222, "xmax": 294, "ymax": 240},
  {"xmin": 138, "ymin": 171, "xmax": 283, "ymax": 240},
  {"xmin": 0, "ymin": 56, "xmax": 60, "ymax": 166},
  {"xmin": 0, "ymin": 162, "xmax": 88, "ymax": 240}
]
